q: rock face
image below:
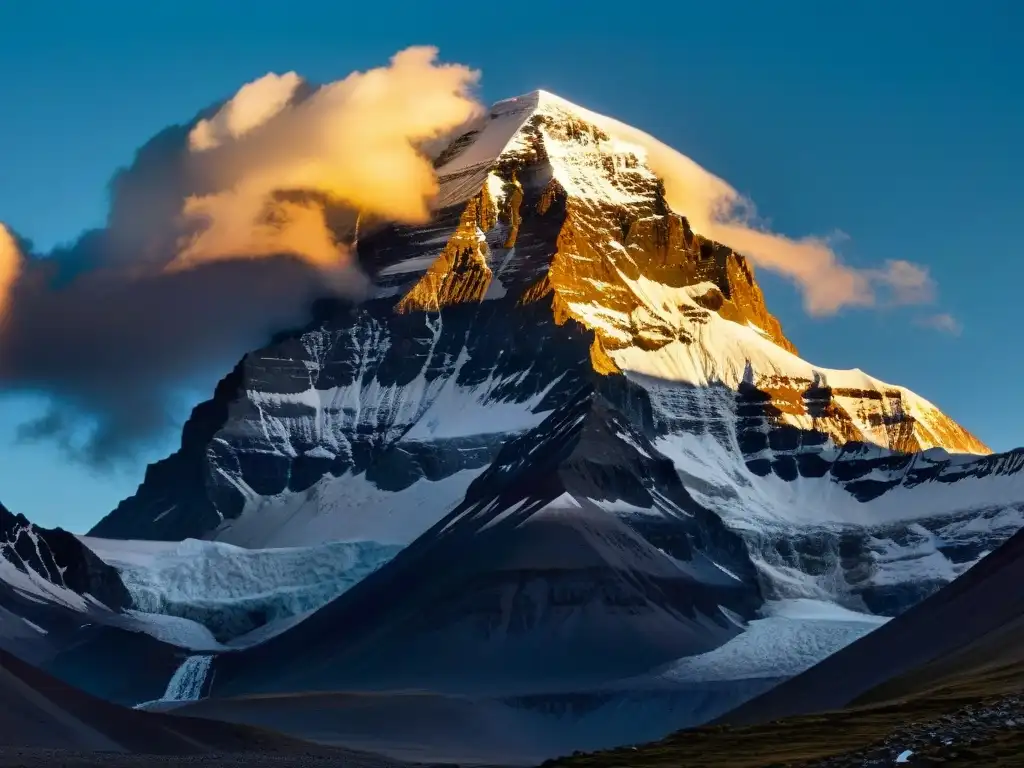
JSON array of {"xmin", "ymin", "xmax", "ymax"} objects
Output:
[
  {"xmin": 91, "ymin": 90, "xmax": 1023, "ymax": 621},
  {"xmin": 210, "ymin": 384, "xmax": 764, "ymax": 695},
  {"xmin": 0, "ymin": 501, "xmax": 169, "ymax": 703},
  {"xmin": 1, "ymin": 501, "xmax": 129, "ymax": 611}
]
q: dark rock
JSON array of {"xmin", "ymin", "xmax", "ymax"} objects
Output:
[{"xmin": 1, "ymin": 502, "xmax": 130, "ymax": 610}]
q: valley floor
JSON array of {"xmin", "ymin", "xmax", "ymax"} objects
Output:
[
  {"xmin": 0, "ymin": 753, "xmax": 448, "ymax": 768},
  {"xmin": 0, "ymin": 750, "xmax": 413, "ymax": 768},
  {"xmin": 544, "ymin": 661, "xmax": 1024, "ymax": 767}
]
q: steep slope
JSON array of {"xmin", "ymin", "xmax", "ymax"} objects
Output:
[
  {"xmin": 0, "ymin": 502, "xmax": 193, "ymax": 702},
  {"xmin": 720, "ymin": 524, "xmax": 1024, "ymax": 726},
  {"xmin": 96, "ymin": 91, "xmax": 1015, "ymax": 548},
  {"xmin": 1, "ymin": 501, "xmax": 129, "ymax": 611},
  {"xmin": 72, "ymin": 88, "xmax": 1024, "ymax": 757},
  {"xmin": 207, "ymin": 385, "xmax": 764, "ymax": 696},
  {"xmin": 90, "ymin": 93, "xmax": 1017, "ymax": 613},
  {"xmin": 0, "ymin": 503, "xmax": 398, "ymax": 706},
  {"xmin": 0, "ymin": 647, "xmax": 402, "ymax": 763},
  {"xmin": 79, "ymin": 536, "xmax": 401, "ymax": 642}
]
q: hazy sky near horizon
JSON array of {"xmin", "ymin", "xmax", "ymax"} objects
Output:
[{"xmin": 1, "ymin": 1, "xmax": 1021, "ymax": 531}]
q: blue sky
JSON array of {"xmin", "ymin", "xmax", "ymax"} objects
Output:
[{"xmin": 1, "ymin": 1, "xmax": 1021, "ymax": 531}]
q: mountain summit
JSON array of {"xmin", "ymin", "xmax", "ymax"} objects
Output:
[{"xmin": 91, "ymin": 91, "xmax": 1019, "ymax": 621}]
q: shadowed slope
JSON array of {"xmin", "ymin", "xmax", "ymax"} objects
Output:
[
  {"xmin": 206, "ymin": 384, "xmax": 762, "ymax": 697},
  {"xmin": 720, "ymin": 525, "xmax": 1024, "ymax": 726},
  {"xmin": 543, "ymin": 525, "xmax": 1024, "ymax": 768},
  {"xmin": 0, "ymin": 648, "xmax": 417, "ymax": 766}
]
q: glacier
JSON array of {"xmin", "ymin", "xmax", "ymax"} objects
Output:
[{"xmin": 80, "ymin": 536, "xmax": 401, "ymax": 642}]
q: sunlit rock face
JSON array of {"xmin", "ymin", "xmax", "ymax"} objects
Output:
[{"xmin": 91, "ymin": 90, "xmax": 1021, "ymax": 618}]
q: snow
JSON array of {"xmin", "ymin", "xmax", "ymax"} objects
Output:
[
  {"xmin": 604, "ymin": 286, "xmax": 973, "ymax": 454},
  {"xmin": 402, "ymin": 90, "xmax": 985, "ymax": 458},
  {"xmin": 652, "ymin": 427, "xmax": 1024, "ymax": 530},
  {"xmin": 120, "ymin": 610, "xmax": 223, "ymax": 651},
  {"xmin": 185, "ymin": 87, "xmax": 1013, "ymax": 562},
  {"xmin": 485, "ymin": 172, "xmax": 507, "ymax": 206},
  {"xmin": 435, "ymin": 96, "xmax": 535, "ymax": 177},
  {"xmin": 215, "ymin": 469, "xmax": 482, "ymax": 547},
  {"xmin": 431, "ymin": 90, "xmax": 656, "ymax": 229},
  {"xmin": 64, "ymin": 91, "xmax": 1018, "ymax": 724},
  {"xmin": 646, "ymin": 599, "xmax": 888, "ymax": 684},
  {"xmin": 377, "ymin": 253, "xmax": 441, "ymax": 277},
  {"xmin": 0, "ymin": 557, "xmax": 93, "ymax": 613},
  {"xmin": 80, "ymin": 536, "xmax": 400, "ymax": 643},
  {"xmin": 402, "ymin": 364, "xmax": 564, "ymax": 441}
]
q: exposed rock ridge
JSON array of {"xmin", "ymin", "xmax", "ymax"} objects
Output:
[
  {"xmin": 380, "ymin": 90, "xmax": 984, "ymax": 456},
  {"xmin": 1, "ymin": 501, "xmax": 129, "ymax": 610}
]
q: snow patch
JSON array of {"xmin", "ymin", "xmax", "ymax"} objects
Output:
[{"xmin": 215, "ymin": 469, "xmax": 483, "ymax": 547}]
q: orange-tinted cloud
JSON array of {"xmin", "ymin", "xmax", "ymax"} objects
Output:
[
  {"xmin": 0, "ymin": 224, "xmax": 22, "ymax": 330},
  {"xmin": 580, "ymin": 107, "xmax": 938, "ymax": 316},
  {"xmin": 173, "ymin": 46, "xmax": 482, "ymax": 273}
]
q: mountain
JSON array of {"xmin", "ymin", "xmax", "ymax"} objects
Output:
[
  {"xmin": 0, "ymin": 502, "xmax": 403, "ymax": 706},
  {"xmin": 90, "ymin": 90, "xmax": 1023, "ymax": 612},
  {"xmin": 205, "ymin": 385, "xmax": 763, "ymax": 696},
  {"xmin": 0, "ymin": 502, "xmax": 194, "ymax": 703},
  {"xmin": 1, "ymin": 500, "xmax": 129, "ymax": 611},
  {"xmin": 74, "ymin": 90, "xmax": 1024, "ymax": 757}
]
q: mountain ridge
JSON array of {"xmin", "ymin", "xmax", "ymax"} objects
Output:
[
  {"xmin": 1, "ymin": 500, "xmax": 129, "ymax": 611},
  {"xmin": 91, "ymin": 89, "xmax": 996, "ymax": 549}
]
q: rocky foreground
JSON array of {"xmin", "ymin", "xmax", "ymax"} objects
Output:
[{"xmin": 799, "ymin": 693, "xmax": 1024, "ymax": 767}]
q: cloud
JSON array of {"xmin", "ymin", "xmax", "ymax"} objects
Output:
[
  {"xmin": 866, "ymin": 260, "xmax": 936, "ymax": 306},
  {"xmin": 0, "ymin": 46, "xmax": 482, "ymax": 466},
  {"xmin": 188, "ymin": 71, "xmax": 304, "ymax": 151},
  {"xmin": 174, "ymin": 47, "xmax": 482, "ymax": 272},
  {"xmin": 915, "ymin": 312, "xmax": 963, "ymax": 336},
  {"xmin": 578, "ymin": 107, "xmax": 939, "ymax": 316},
  {"xmin": 0, "ymin": 224, "xmax": 22, "ymax": 329}
]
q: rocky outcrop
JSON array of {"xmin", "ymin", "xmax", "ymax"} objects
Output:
[
  {"xmin": 797, "ymin": 694, "xmax": 1024, "ymax": 767},
  {"xmin": 1, "ymin": 501, "xmax": 129, "ymax": 610}
]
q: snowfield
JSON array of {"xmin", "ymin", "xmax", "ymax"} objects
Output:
[
  {"xmin": 79, "ymin": 536, "xmax": 401, "ymax": 643},
  {"xmin": 645, "ymin": 599, "xmax": 889, "ymax": 684}
]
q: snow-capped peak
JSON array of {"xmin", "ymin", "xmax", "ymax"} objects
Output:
[
  {"xmin": 419, "ymin": 90, "xmax": 991, "ymax": 457},
  {"xmin": 434, "ymin": 89, "xmax": 655, "ymax": 208},
  {"xmin": 486, "ymin": 89, "xmax": 613, "ymax": 127},
  {"xmin": 94, "ymin": 88, "xmax": 1000, "ymax": 559}
]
